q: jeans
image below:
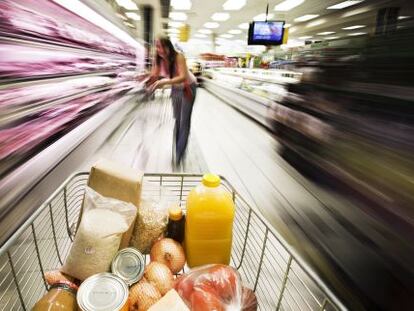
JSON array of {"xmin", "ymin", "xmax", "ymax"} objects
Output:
[{"xmin": 171, "ymin": 83, "xmax": 197, "ymax": 162}]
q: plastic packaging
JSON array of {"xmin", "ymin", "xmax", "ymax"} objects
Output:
[
  {"xmin": 174, "ymin": 264, "xmax": 257, "ymax": 311},
  {"xmin": 61, "ymin": 187, "xmax": 137, "ymax": 281},
  {"xmin": 130, "ymin": 183, "xmax": 178, "ymax": 254},
  {"xmin": 185, "ymin": 174, "xmax": 235, "ymax": 267}
]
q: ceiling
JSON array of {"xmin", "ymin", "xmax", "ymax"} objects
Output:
[{"xmin": 161, "ymin": 0, "xmax": 413, "ymax": 43}]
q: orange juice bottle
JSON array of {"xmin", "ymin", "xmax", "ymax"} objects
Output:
[{"xmin": 185, "ymin": 173, "xmax": 235, "ymax": 267}]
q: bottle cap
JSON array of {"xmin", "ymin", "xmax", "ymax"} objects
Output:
[
  {"xmin": 169, "ymin": 205, "xmax": 183, "ymax": 221},
  {"xmin": 202, "ymin": 173, "xmax": 221, "ymax": 187}
]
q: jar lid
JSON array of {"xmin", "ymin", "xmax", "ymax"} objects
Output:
[
  {"xmin": 51, "ymin": 281, "xmax": 78, "ymax": 293},
  {"xmin": 168, "ymin": 205, "xmax": 183, "ymax": 221},
  {"xmin": 111, "ymin": 247, "xmax": 145, "ymax": 286},
  {"xmin": 202, "ymin": 173, "xmax": 221, "ymax": 187},
  {"xmin": 77, "ymin": 273, "xmax": 128, "ymax": 311}
]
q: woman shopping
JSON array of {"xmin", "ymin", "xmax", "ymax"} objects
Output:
[{"xmin": 148, "ymin": 36, "xmax": 197, "ymax": 165}]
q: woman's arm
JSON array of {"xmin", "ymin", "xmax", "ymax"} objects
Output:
[{"xmin": 149, "ymin": 54, "xmax": 187, "ymax": 91}]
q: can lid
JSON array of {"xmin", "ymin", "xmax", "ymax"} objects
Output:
[
  {"xmin": 77, "ymin": 273, "xmax": 128, "ymax": 311},
  {"xmin": 111, "ymin": 247, "xmax": 145, "ymax": 286},
  {"xmin": 202, "ymin": 173, "xmax": 221, "ymax": 187},
  {"xmin": 168, "ymin": 205, "xmax": 183, "ymax": 221}
]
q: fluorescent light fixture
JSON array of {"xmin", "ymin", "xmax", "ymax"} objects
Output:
[
  {"xmin": 169, "ymin": 21, "xmax": 184, "ymax": 28},
  {"xmin": 204, "ymin": 22, "xmax": 220, "ymax": 28},
  {"xmin": 117, "ymin": 13, "xmax": 127, "ymax": 20},
  {"xmin": 199, "ymin": 29, "xmax": 213, "ymax": 34},
  {"xmin": 317, "ymin": 31, "xmax": 335, "ymax": 35},
  {"xmin": 294, "ymin": 14, "xmax": 319, "ymax": 22},
  {"xmin": 53, "ymin": 0, "xmax": 140, "ymax": 48},
  {"xmin": 325, "ymin": 36, "xmax": 340, "ymax": 40},
  {"xmin": 125, "ymin": 22, "xmax": 135, "ymax": 28},
  {"xmin": 342, "ymin": 25, "xmax": 365, "ymax": 30},
  {"xmin": 211, "ymin": 12, "xmax": 230, "ymax": 21},
  {"xmin": 253, "ymin": 13, "xmax": 274, "ymax": 21},
  {"xmin": 125, "ymin": 12, "xmax": 140, "ymax": 21},
  {"xmin": 228, "ymin": 29, "xmax": 242, "ymax": 34},
  {"xmin": 195, "ymin": 33, "xmax": 208, "ymax": 38},
  {"xmin": 289, "ymin": 26, "xmax": 297, "ymax": 33},
  {"xmin": 299, "ymin": 35, "xmax": 313, "ymax": 39},
  {"xmin": 274, "ymin": 0, "xmax": 305, "ymax": 11},
  {"xmin": 239, "ymin": 22, "xmax": 250, "ymax": 29},
  {"xmin": 167, "ymin": 28, "xmax": 180, "ymax": 33},
  {"xmin": 347, "ymin": 32, "xmax": 366, "ymax": 36},
  {"xmin": 398, "ymin": 16, "xmax": 410, "ymax": 20},
  {"xmin": 342, "ymin": 6, "xmax": 370, "ymax": 17},
  {"xmin": 223, "ymin": 0, "xmax": 246, "ymax": 10},
  {"xmin": 220, "ymin": 34, "xmax": 233, "ymax": 38},
  {"xmin": 116, "ymin": 0, "xmax": 138, "ymax": 10},
  {"xmin": 327, "ymin": 0, "xmax": 363, "ymax": 9},
  {"xmin": 306, "ymin": 18, "xmax": 325, "ymax": 27},
  {"xmin": 169, "ymin": 12, "xmax": 187, "ymax": 21},
  {"xmin": 284, "ymin": 23, "xmax": 292, "ymax": 28},
  {"xmin": 171, "ymin": 0, "xmax": 192, "ymax": 10}
]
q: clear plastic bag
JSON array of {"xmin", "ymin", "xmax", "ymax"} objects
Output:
[
  {"xmin": 61, "ymin": 187, "xmax": 137, "ymax": 280},
  {"xmin": 174, "ymin": 264, "xmax": 258, "ymax": 311},
  {"xmin": 130, "ymin": 183, "xmax": 178, "ymax": 254}
]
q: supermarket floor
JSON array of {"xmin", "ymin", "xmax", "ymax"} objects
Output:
[{"xmin": 80, "ymin": 87, "xmax": 368, "ymax": 303}]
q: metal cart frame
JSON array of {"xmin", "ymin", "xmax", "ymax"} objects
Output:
[{"xmin": 0, "ymin": 172, "xmax": 347, "ymax": 310}]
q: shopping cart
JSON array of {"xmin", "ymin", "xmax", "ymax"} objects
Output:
[{"xmin": 0, "ymin": 172, "xmax": 347, "ymax": 310}]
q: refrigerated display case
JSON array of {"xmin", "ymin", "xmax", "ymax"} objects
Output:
[{"xmin": 201, "ymin": 68, "xmax": 301, "ymax": 128}]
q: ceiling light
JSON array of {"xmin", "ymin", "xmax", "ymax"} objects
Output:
[
  {"xmin": 195, "ymin": 33, "xmax": 208, "ymax": 38},
  {"xmin": 398, "ymin": 16, "xmax": 410, "ymax": 20},
  {"xmin": 211, "ymin": 12, "xmax": 230, "ymax": 21},
  {"xmin": 342, "ymin": 7, "xmax": 370, "ymax": 17},
  {"xmin": 317, "ymin": 31, "xmax": 335, "ymax": 35},
  {"xmin": 253, "ymin": 13, "xmax": 274, "ymax": 21},
  {"xmin": 204, "ymin": 22, "xmax": 220, "ymax": 28},
  {"xmin": 306, "ymin": 18, "xmax": 325, "ymax": 27},
  {"xmin": 347, "ymin": 32, "xmax": 366, "ymax": 36},
  {"xmin": 223, "ymin": 0, "xmax": 246, "ymax": 10},
  {"xmin": 284, "ymin": 23, "xmax": 292, "ymax": 28},
  {"xmin": 125, "ymin": 22, "xmax": 135, "ymax": 28},
  {"xmin": 169, "ymin": 12, "xmax": 187, "ymax": 21},
  {"xmin": 116, "ymin": 0, "xmax": 138, "ymax": 10},
  {"xmin": 199, "ymin": 29, "xmax": 213, "ymax": 34},
  {"xmin": 299, "ymin": 36, "xmax": 312, "ymax": 39},
  {"xmin": 228, "ymin": 29, "xmax": 242, "ymax": 34},
  {"xmin": 125, "ymin": 12, "xmax": 140, "ymax": 21},
  {"xmin": 171, "ymin": 0, "xmax": 192, "ymax": 10},
  {"xmin": 274, "ymin": 0, "xmax": 305, "ymax": 11},
  {"xmin": 220, "ymin": 34, "xmax": 233, "ymax": 38},
  {"xmin": 239, "ymin": 22, "xmax": 250, "ymax": 29},
  {"xmin": 168, "ymin": 21, "xmax": 184, "ymax": 28},
  {"xmin": 52, "ymin": 0, "xmax": 141, "ymax": 48},
  {"xmin": 167, "ymin": 28, "xmax": 180, "ymax": 33},
  {"xmin": 342, "ymin": 25, "xmax": 365, "ymax": 30},
  {"xmin": 289, "ymin": 26, "xmax": 297, "ymax": 33},
  {"xmin": 327, "ymin": 0, "xmax": 363, "ymax": 9},
  {"xmin": 294, "ymin": 14, "xmax": 319, "ymax": 22},
  {"xmin": 325, "ymin": 36, "xmax": 340, "ymax": 40},
  {"xmin": 117, "ymin": 13, "xmax": 127, "ymax": 20}
]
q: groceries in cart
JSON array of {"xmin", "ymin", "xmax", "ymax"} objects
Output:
[{"xmin": 31, "ymin": 160, "xmax": 257, "ymax": 310}]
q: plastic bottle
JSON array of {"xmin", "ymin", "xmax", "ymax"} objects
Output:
[
  {"xmin": 185, "ymin": 173, "xmax": 235, "ymax": 267},
  {"xmin": 167, "ymin": 205, "xmax": 185, "ymax": 243}
]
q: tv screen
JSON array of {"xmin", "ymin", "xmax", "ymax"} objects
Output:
[{"xmin": 248, "ymin": 21, "xmax": 285, "ymax": 45}]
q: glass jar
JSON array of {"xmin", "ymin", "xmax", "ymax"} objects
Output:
[{"xmin": 32, "ymin": 281, "xmax": 78, "ymax": 311}]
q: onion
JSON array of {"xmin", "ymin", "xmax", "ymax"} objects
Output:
[
  {"xmin": 45, "ymin": 270, "xmax": 76, "ymax": 286},
  {"xmin": 241, "ymin": 287, "xmax": 258, "ymax": 311},
  {"xmin": 144, "ymin": 262, "xmax": 174, "ymax": 295},
  {"xmin": 129, "ymin": 280, "xmax": 162, "ymax": 311},
  {"xmin": 150, "ymin": 238, "xmax": 186, "ymax": 274}
]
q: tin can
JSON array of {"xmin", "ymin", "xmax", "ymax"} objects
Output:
[
  {"xmin": 77, "ymin": 273, "xmax": 129, "ymax": 311},
  {"xmin": 112, "ymin": 247, "xmax": 145, "ymax": 286}
]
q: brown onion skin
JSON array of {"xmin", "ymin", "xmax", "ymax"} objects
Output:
[
  {"xmin": 242, "ymin": 287, "xmax": 258, "ymax": 311},
  {"xmin": 150, "ymin": 238, "xmax": 186, "ymax": 274},
  {"xmin": 129, "ymin": 280, "xmax": 162, "ymax": 311},
  {"xmin": 144, "ymin": 262, "xmax": 174, "ymax": 295}
]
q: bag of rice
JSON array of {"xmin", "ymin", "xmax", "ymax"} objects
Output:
[
  {"xmin": 130, "ymin": 183, "xmax": 178, "ymax": 254},
  {"xmin": 61, "ymin": 187, "xmax": 137, "ymax": 281}
]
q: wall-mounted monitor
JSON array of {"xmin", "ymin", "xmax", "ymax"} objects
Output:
[{"xmin": 248, "ymin": 21, "xmax": 285, "ymax": 45}]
